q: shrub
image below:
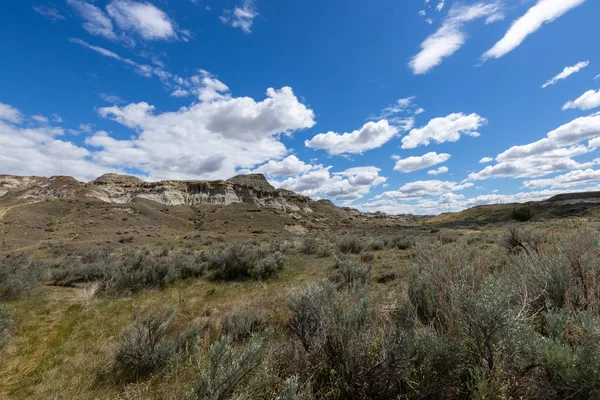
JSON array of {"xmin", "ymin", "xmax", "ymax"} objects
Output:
[
  {"xmin": 0, "ymin": 253, "xmax": 40, "ymax": 300},
  {"xmin": 336, "ymin": 236, "xmax": 364, "ymax": 254},
  {"xmin": 189, "ymin": 335, "xmax": 268, "ymax": 400},
  {"xmin": 512, "ymin": 205, "xmax": 534, "ymax": 222},
  {"xmin": 221, "ymin": 310, "xmax": 265, "ymax": 343},
  {"xmin": 360, "ymin": 252, "xmax": 374, "ymax": 263},
  {"xmin": 384, "ymin": 235, "xmax": 414, "ymax": 250},
  {"xmin": 51, "ymin": 249, "xmax": 206, "ymax": 296},
  {"xmin": 0, "ymin": 306, "xmax": 14, "ymax": 348},
  {"xmin": 331, "ymin": 259, "xmax": 371, "ymax": 289},
  {"xmin": 368, "ymin": 239, "xmax": 385, "ymax": 251},
  {"xmin": 299, "ymin": 237, "xmax": 319, "ymax": 255},
  {"xmin": 205, "ymin": 244, "xmax": 286, "ymax": 281},
  {"xmin": 114, "ymin": 310, "xmax": 176, "ymax": 380}
]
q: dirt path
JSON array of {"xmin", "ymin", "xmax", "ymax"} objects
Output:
[{"xmin": 0, "ymin": 201, "xmax": 41, "ymax": 221}]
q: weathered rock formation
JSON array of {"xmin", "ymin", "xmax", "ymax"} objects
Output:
[{"xmin": 0, "ymin": 173, "xmax": 311, "ymax": 212}]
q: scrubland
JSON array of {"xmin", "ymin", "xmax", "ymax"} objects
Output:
[{"xmin": 1, "ymin": 220, "xmax": 600, "ymax": 399}]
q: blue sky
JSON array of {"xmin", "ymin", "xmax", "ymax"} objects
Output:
[{"xmin": 1, "ymin": 0, "xmax": 600, "ymax": 214}]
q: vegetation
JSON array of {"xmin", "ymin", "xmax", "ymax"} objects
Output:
[
  {"xmin": 4, "ymin": 220, "xmax": 600, "ymax": 399},
  {"xmin": 512, "ymin": 204, "xmax": 534, "ymax": 221}
]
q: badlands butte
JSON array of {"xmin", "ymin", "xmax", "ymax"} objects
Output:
[{"xmin": 2, "ymin": 172, "xmax": 600, "ymax": 256}]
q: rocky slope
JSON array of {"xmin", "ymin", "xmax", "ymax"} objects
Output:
[{"xmin": 0, "ymin": 173, "xmax": 312, "ymax": 212}]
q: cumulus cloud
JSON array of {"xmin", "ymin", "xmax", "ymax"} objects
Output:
[
  {"xmin": 523, "ymin": 169, "xmax": 600, "ymax": 189},
  {"xmin": 272, "ymin": 165, "xmax": 386, "ymax": 202},
  {"xmin": 221, "ymin": 0, "xmax": 258, "ymax": 33},
  {"xmin": 401, "ymin": 112, "xmax": 487, "ymax": 149},
  {"xmin": 89, "ymin": 83, "xmax": 315, "ymax": 180},
  {"xmin": 251, "ymin": 155, "xmax": 313, "ymax": 177},
  {"xmin": 393, "ymin": 152, "xmax": 451, "ymax": 173},
  {"xmin": 106, "ymin": 0, "xmax": 178, "ymax": 41},
  {"xmin": 468, "ymin": 114, "xmax": 600, "ymax": 181},
  {"xmin": 483, "ymin": 0, "xmax": 586, "ymax": 60},
  {"xmin": 0, "ymin": 103, "xmax": 22, "ymax": 124},
  {"xmin": 361, "ymin": 186, "xmax": 592, "ymax": 215},
  {"xmin": 0, "ymin": 104, "xmax": 114, "ymax": 180},
  {"xmin": 409, "ymin": 2, "xmax": 502, "ymax": 74},
  {"xmin": 563, "ymin": 89, "xmax": 600, "ymax": 111},
  {"xmin": 542, "ymin": 61, "xmax": 589, "ymax": 88},
  {"xmin": 305, "ymin": 120, "xmax": 399, "ymax": 155},
  {"xmin": 373, "ymin": 180, "xmax": 473, "ymax": 202},
  {"xmin": 428, "ymin": 166, "xmax": 449, "ymax": 175},
  {"xmin": 479, "ymin": 156, "xmax": 493, "ymax": 163}
]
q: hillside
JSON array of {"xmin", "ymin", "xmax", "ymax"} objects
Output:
[{"xmin": 425, "ymin": 191, "xmax": 600, "ymax": 226}]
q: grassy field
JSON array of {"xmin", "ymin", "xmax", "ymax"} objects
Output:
[{"xmin": 2, "ymin": 199, "xmax": 600, "ymax": 399}]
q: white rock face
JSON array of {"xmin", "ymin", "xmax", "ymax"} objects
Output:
[
  {"xmin": 0, "ymin": 190, "xmax": 7, "ymax": 198},
  {"xmin": 0, "ymin": 173, "xmax": 311, "ymax": 212}
]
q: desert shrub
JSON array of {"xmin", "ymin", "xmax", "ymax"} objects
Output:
[
  {"xmin": 368, "ymin": 239, "xmax": 385, "ymax": 251},
  {"xmin": 316, "ymin": 244, "xmax": 332, "ymax": 258},
  {"xmin": 0, "ymin": 253, "xmax": 40, "ymax": 300},
  {"xmin": 277, "ymin": 375, "xmax": 313, "ymax": 400},
  {"xmin": 105, "ymin": 249, "xmax": 179, "ymax": 295},
  {"xmin": 114, "ymin": 310, "xmax": 176, "ymax": 380},
  {"xmin": 360, "ymin": 252, "xmax": 374, "ymax": 263},
  {"xmin": 512, "ymin": 205, "xmax": 534, "ymax": 222},
  {"xmin": 221, "ymin": 310, "xmax": 266, "ymax": 344},
  {"xmin": 51, "ymin": 249, "xmax": 206, "ymax": 295},
  {"xmin": 336, "ymin": 236, "xmax": 364, "ymax": 254},
  {"xmin": 0, "ymin": 306, "xmax": 14, "ymax": 348},
  {"xmin": 384, "ymin": 235, "xmax": 414, "ymax": 250},
  {"xmin": 299, "ymin": 236, "xmax": 319, "ymax": 255},
  {"xmin": 331, "ymin": 258, "xmax": 371, "ymax": 289},
  {"xmin": 502, "ymin": 226, "xmax": 542, "ymax": 255},
  {"xmin": 189, "ymin": 335, "xmax": 268, "ymax": 400},
  {"xmin": 535, "ymin": 310, "xmax": 600, "ymax": 399},
  {"xmin": 205, "ymin": 243, "xmax": 286, "ymax": 281},
  {"xmin": 508, "ymin": 225, "xmax": 600, "ymax": 314}
]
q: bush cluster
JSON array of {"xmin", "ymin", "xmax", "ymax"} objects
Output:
[
  {"xmin": 203, "ymin": 243, "xmax": 286, "ymax": 281},
  {"xmin": 0, "ymin": 253, "xmax": 41, "ymax": 300},
  {"xmin": 51, "ymin": 248, "xmax": 206, "ymax": 296}
]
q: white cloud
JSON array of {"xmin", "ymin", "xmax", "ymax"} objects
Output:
[
  {"xmin": 542, "ymin": 61, "xmax": 589, "ymax": 88},
  {"xmin": 409, "ymin": 2, "xmax": 502, "ymax": 74},
  {"xmin": 428, "ymin": 166, "xmax": 449, "ymax": 175},
  {"xmin": 0, "ymin": 104, "xmax": 114, "ymax": 181},
  {"xmin": 221, "ymin": 0, "xmax": 258, "ymax": 34},
  {"xmin": 170, "ymin": 89, "xmax": 190, "ymax": 98},
  {"xmin": 305, "ymin": 120, "xmax": 399, "ymax": 155},
  {"xmin": 523, "ymin": 169, "xmax": 600, "ymax": 189},
  {"xmin": 493, "ymin": 114, "xmax": 600, "ymax": 162},
  {"xmin": 415, "ymin": 108, "xmax": 425, "ymax": 115},
  {"xmin": 479, "ymin": 156, "xmax": 493, "ymax": 163},
  {"xmin": 33, "ymin": 5, "xmax": 65, "ymax": 21},
  {"xmin": 483, "ymin": 0, "xmax": 586, "ymax": 60},
  {"xmin": 272, "ymin": 165, "xmax": 386, "ymax": 203},
  {"xmin": 32, "ymin": 115, "xmax": 49, "ymax": 124},
  {"xmin": 361, "ymin": 185, "xmax": 594, "ymax": 215},
  {"xmin": 251, "ymin": 155, "xmax": 313, "ymax": 177},
  {"xmin": 90, "ymin": 83, "xmax": 315, "ymax": 180},
  {"xmin": 67, "ymin": 0, "xmax": 117, "ymax": 40},
  {"xmin": 563, "ymin": 89, "xmax": 600, "ymax": 111},
  {"xmin": 100, "ymin": 93, "xmax": 127, "ymax": 104},
  {"xmin": 401, "ymin": 112, "xmax": 487, "ymax": 149},
  {"xmin": 106, "ymin": 0, "xmax": 178, "ymax": 41},
  {"xmin": 393, "ymin": 152, "xmax": 451, "ymax": 173},
  {"xmin": 0, "ymin": 103, "xmax": 22, "ymax": 124},
  {"xmin": 436, "ymin": 1, "xmax": 445, "ymax": 12},
  {"xmin": 373, "ymin": 180, "xmax": 473, "ymax": 202}
]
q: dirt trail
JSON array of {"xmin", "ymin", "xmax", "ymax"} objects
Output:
[{"xmin": 0, "ymin": 201, "xmax": 41, "ymax": 221}]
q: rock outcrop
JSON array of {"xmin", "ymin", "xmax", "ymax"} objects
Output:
[{"xmin": 0, "ymin": 173, "xmax": 312, "ymax": 212}]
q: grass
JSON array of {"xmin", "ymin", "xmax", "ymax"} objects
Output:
[{"xmin": 3, "ymin": 213, "xmax": 600, "ymax": 399}]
